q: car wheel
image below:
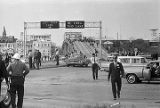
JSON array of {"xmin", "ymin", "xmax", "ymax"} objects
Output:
[
  {"xmin": 2, "ymin": 92, "xmax": 11, "ymax": 108},
  {"xmin": 126, "ymin": 74, "xmax": 137, "ymax": 84}
]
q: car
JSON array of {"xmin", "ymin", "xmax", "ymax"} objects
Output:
[
  {"xmin": 65, "ymin": 54, "xmax": 90, "ymax": 67},
  {"xmin": 100, "ymin": 56, "xmax": 148, "ymax": 72},
  {"xmin": 0, "ymin": 79, "xmax": 11, "ymax": 108},
  {"xmin": 124, "ymin": 60, "xmax": 160, "ymax": 84}
]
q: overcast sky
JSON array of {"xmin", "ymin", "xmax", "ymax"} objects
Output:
[{"xmin": 0, "ymin": 0, "xmax": 159, "ymax": 46}]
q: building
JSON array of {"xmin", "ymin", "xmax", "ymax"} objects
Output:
[
  {"xmin": 150, "ymin": 29, "xmax": 160, "ymax": 42},
  {"xmin": 16, "ymin": 40, "xmax": 33, "ymax": 56},
  {"xmin": 26, "ymin": 34, "xmax": 51, "ymax": 41},
  {"xmin": 32, "ymin": 39, "xmax": 52, "ymax": 61},
  {"xmin": 64, "ymin": 32, "xmax": 82, "ymax": 40},
  {"xmin": 0, "ymin": 27, "xmax": 17, "ymax": 54},
  {"xmin": 21, "ymin": 34, "xmax": 52, "ymax": 58},
  {"xmin": 0, "ymin": 43, "xmax": 16, "ymax": 55},
  {"xmin": 149, "ymin": 29, "xmax": 160, "ymax": 47},
  {"xmin": 16, "ymin": 40, "xmax": 24, "ymax": 56}
]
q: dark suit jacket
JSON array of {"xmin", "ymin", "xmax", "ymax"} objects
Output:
[
  {"xmin": 0, "ymin": 60, "xmax": 8, "ymax": 82},
  {"xmin": 108, "ymin": 62, "xmax": 124, "ymax": 80}
]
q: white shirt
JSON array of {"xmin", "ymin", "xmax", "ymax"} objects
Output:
[
  {"xmin": 90, "ymin": 56, "xmax": 99, "ymax": 64},
  {"xmin": 56, "ymin": 50, "xmax": 59, "ymax": 55}
]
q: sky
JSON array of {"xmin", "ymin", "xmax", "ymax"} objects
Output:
[{"xmin": 0, "ymin": 0, "xmax": 159, "ymax": 46}]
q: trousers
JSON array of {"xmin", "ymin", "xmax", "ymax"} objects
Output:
[
  {"xmin": 29, "ymin": 57, "xmax": 32, "ymax": 69},
  {"xmin": 92, "ymin": 63, "xmax": 99, "ymax": 80},
  {"xmin": 10, "ymin": 77, "xmax": 24, "ymax": 108},
  {"xmin": 55, "ymin": 55, "xmax": 59, "ymax": 65},
  {"xmin": 111, "ymin": 78, "xmax": 122, "ymax": 98}
]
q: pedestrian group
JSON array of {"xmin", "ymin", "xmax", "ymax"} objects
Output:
[
  {"xmin": 0, "ymin": 53, "xmax": 30, "ymax": 108},
  {"xmin": 90, "ymin": 53, "xmax": 125, "ymax": 100}
]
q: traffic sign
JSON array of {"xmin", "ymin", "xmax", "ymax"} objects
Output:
[
  {"xmin": 66, "ymin": 21, "xmax": 85, "ymax": 29},
  {"xmin": 40, "ymin": 21, "xmax": 59, "ymax": 29}
]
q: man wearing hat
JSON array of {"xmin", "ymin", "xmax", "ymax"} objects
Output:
[{"xmin": 7, "ymin": 53, "xmax": 29, "ymax": 108}]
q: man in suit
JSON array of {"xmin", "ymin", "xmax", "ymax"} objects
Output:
[{"xmin": 108, "ymin": 56, "xmax": 124, "ymax": 100}]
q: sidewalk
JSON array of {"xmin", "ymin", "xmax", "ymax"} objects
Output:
[{"xmin": 27, "ymin": 60, "xmax": 67, "ymax": 69}]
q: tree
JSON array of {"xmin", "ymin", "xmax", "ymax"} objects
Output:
[{"xmin": 132, "ymin": 39, "xmax": 149, "ymax": 53}]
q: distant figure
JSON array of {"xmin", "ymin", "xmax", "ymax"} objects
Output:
[
  {"xmin": 70, "ymin": 52, "xmax": 74, "ymax": 58},
  {"xmin": 94, "ymin": 48, "xmax": 98, "ymax": 57},
  {"xmin": 28, "ymin": 50, "xmax": 33, "ymax": 69},
  {"xmin": 33, "ymin": 50, "xmax": 38, "ymax": 69},
  {"xmin": 55, "ymin": 49, "xmax": 59, "ymax": 65},
  {"xmin": 79, "ymin": 51, "xmax": 84, "ymax": 58},
  {"xmin": 90, "ymin": 53, "xmax": 99, "ymax": 80},
  {"xmin": 108, "ymin": 56, "xmax": 124, "ymax": 100},
  {"xmin": 37, "ymin": 50, "xmax": 41, "ymax": 68}
]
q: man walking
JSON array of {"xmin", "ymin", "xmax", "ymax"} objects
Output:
[
  {"xmin": 90, "ymin": 53, "xmax": 99, "ymax": 80},
  {"xmin": 37, "ymin": 50, "xmax": 41, "ymax": 67},
  {"xmin": 55, "ymin": 48, "xmax": 59, "ymax": 65},
  {"xmin": 108, "ymin": 56, "xmax": 124, "ymax": 100},
  {"xmin": 7, "ymin": 53, "xmax": 29, "ymax": 108},
  {"xmin": 33, "ymin": 50, "xmax": 38, "ymax": 69},
  {"xmin": 28, "ymin": 50, "xmax": 33, "ymax": 69}
]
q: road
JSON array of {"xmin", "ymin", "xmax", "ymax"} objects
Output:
[{"xmin": 22, "ymin": 66, "xmax": 160, "ymax": 108}]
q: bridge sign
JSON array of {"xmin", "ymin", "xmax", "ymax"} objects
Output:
[
  {"xmin": 40, "ymin": 21, "xmax": 59, "ymax": 29},
  {"xmin": 66, "ymin": 21, "xmax": 85, "ymax": 29}
]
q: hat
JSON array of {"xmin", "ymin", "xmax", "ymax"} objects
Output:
[{"xmin": 12, "ymin": 53, "xmax": 20, "ymax": 60}]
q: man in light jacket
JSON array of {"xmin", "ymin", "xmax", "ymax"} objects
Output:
[{"xmin": 7, "ymin": 53, "xmax": 29, "ymax": 108}]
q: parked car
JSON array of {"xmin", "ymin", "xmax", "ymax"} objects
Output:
[
  {"xmin": 100, "ymin": 56, "xmax": 148, "ymax": 72},
  {"xmin": 0, "ymin": 79, "xmax": 11, "ymax": 108},
  {"xmin": 65, "ymin": 54, "xmax": 90, "ymax": 67},
  {"xmin": 125, "ymin": 60, "xmax": 160, "ymax": 84}
]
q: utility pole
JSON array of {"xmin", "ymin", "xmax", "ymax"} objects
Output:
[
  {"xmin": 24, "ymin": 22, "xmax": 26, "ymax": 58},
  {"xmin": 117, "ymin": 32, "xmax": 119, "ymax": 54},
  {"xmin": 99, "ymin": 21, "xmax": 102, "ymax": 59}
]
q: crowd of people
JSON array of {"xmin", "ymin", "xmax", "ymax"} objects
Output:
[
  {"xmin": 0, "ymin": 52, "xmax": 29, "ymax": 108},
  {"xmin": 28, "ymin": 49, "xmax": 41, "ymax": 70},
  {"xmin": 90, "ymin": 52, "xmax": 124, "ymax": 100}
]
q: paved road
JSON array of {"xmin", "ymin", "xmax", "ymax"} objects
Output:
[{"xmin": 22, "ymin": 66, "xmax": 160, "ymax": 108}]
